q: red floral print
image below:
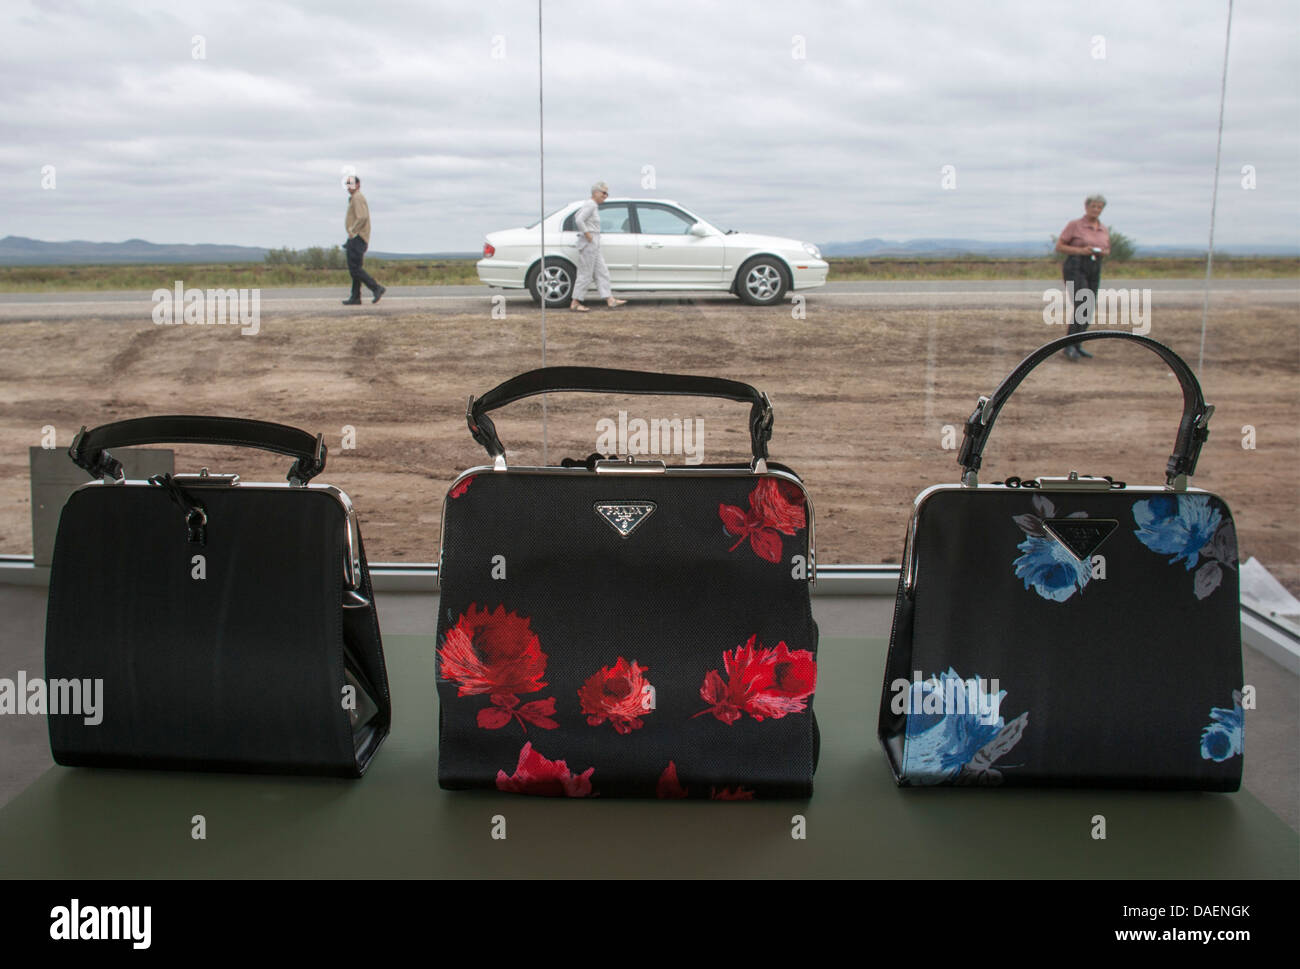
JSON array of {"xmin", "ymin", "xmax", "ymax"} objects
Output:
[
  {"xmin": 438, "ymin": 604, "xmax": 548, "ymax": 698},
  {"xmin": 657, "ymin": 761, "xmax": 688, "ymax": 799},
  {"xmin": 745, "ymin": 642, "xmax": 818, "ymax": 721},
  {"xmin": 696, "ymin": 639, "xmax": 775, "ymax": 725},
  {"xmin": 477, "ymin": 694, "xmax": 559, "ymax": 732},
  {"xmin": 495, "ymin": 742, "xmax": 594, "ymax": 798},
  {"xmin": 710, "ymin": 786, "xmax": 756, "ymax": 801},
  {"xmin": 578, "ymin": 657, "xmax": 653, "ymax": 734},
  {"xmin": 439, "ymin": 604, "xmax": 557, "ymax": 732},
  {"xmin": 719, "ymin": 477, "xmax": 806, "ymax": 563},
  {"xmin": 449, "ymin": 475, "xmax": 475, "ymax": 499},
  {"xmin": 695, "ymin": 636, "xmax": 817, "ymax": 724},
  {"xmin": 750, "ymin": 477, "xmax": 806, "ymax": 534}
]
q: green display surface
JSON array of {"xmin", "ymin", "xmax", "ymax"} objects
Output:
[{"xmin": 1, "ymin": 635, "xmax": 1295, "ymax": 879}]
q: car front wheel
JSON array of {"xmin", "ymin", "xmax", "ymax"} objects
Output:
[
  {"xmin": 526, "ymin": 259, "xmax": 575, "ymax": 308},
  {"xmin": 736, "ymin": 257, "xmax": 790, "ymax": 306}
]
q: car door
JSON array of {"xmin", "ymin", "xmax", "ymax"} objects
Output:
[
  {"xmin": 632, "ymin": 203, "xmax": 725, "ymax": 288},
  {"xmin": 562, "ymin": 202, "xmax": 637, "ymax": 284}
]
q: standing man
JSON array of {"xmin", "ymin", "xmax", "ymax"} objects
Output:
[
  {"xmin": 342, "ymin": 175, "xmax": 385, "ymax": 305},
  {"xmin": 570, "ymin": 181, "xmax": 626, "ymax": 312},
  {"xmin": 1055, "ymin": 194, "xmax": 1110, "ymax": 360}
]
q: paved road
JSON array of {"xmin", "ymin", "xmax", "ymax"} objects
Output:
[{"xmin": 0, "ymin": 278, "xmax": 1294, "ymax": 321}]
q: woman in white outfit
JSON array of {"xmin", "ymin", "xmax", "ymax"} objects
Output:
[{"xmin": 570, "ymin": 181, "xmax": 628, "ymax": 312}]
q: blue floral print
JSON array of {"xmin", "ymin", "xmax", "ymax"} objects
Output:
[
  {"xmin": 1012, "ymin": 494, "xmax": 1091, "ymax": 602},
  {"xmin": 1014, "ymin": 535, "xmax": 1092, "ymax": 602},
  {"xmin": 1199, "ymin": 691, "xmax": 1244, "ymax": 762},
  {"xmin": 901, "ymin": 668, "xmax": 1028, "ymax": 786},
  {"xmin": 1133, "ymin": 495, "xmax": 1221, "ymax": 569},
  {"xmin": 1132, "ymin": 495, "xmax": 1237, "ymax": 599}
]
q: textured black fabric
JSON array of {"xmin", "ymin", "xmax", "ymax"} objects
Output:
[
  {"xmin": 436, "ymin": 470, "xmax": 818, "ymax": 799},
  {"xmin": 45, "ymin": 483, "xmax": 390, "ymax": 777},
  {"xmin": 879, "ymin": 486, "xmax": 1243, "ymax": 791}
]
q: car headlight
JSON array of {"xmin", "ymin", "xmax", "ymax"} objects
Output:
[{"xmin": 802, "ymin": 242, "xmax": 822, "ymax": 259}]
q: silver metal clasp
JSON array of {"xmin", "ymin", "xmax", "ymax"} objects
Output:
[
  {"xmin": 1034, "ymin": 471, "xmax": 1113, "ymax": 491},
  {"xmin": 173, "ymin": 467, "xmax": 240, "ymax": 486},
  {"xmin": 594, "ymin": 456, "xmax": 666, "ymax": 474}
]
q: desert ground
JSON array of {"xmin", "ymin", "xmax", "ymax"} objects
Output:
[{"xmin": 1, "ymin": 288, "xmax": 1296, "ymax": 591}]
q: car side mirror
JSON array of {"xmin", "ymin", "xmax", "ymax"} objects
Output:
[{"xmin": 689, "ymin": 223, "xmax": 710, "ymax": 237}]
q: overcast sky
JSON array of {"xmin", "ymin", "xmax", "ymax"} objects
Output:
[{"xmin": 2, "ymin": 0, "xmax": 1296, "ymax": 251}]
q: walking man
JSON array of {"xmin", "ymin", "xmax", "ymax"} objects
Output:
[
  {"xmin": 1054, "ymin": 194, "xmax": 1110, "ymax": 360},
  {"xmin": 570, "ymin": 181, "xmax": 626, "ymax": 311},
  {"xmin": 342, "ymin": 175, "xmax": 385, "ymax": 305}
]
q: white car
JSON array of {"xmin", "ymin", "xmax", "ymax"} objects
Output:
[{"xmin": 476, "ymin": 198, "xmax": 829, "ymax": 307}]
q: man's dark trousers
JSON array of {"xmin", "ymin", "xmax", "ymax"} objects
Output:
[
  {"xmin": 346, "ymin": 236, "xmax": 381, "ymax": 299},
  {"xmin": 1063, "ymin": 253, "xmax": 1102, "ymax": 335}
]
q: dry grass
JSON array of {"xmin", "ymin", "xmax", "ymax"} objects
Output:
[{"xmin": 1, "ymin": 297, "xmax": 1295, "ymax": 590}]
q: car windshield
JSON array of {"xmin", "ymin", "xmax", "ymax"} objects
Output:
[{"xmin": 525, "ymin": 205, "xmax": 573, "ymax": 229}]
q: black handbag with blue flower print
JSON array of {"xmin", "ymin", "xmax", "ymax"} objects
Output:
[{"xmin": 878, "ymin": 332, "xmax": 1243, "ymax": 790}]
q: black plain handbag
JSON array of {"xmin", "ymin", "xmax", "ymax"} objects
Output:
[
  {"xmin": 878, "ymin": 332, "xmax": 1243, "ymax": 790},
  {"xmin": 436, "ymin": 368, "xmax": 819, "ymax": 798},
  {"xmin": 45, "ymin": 416, "xmax": 391, "ymax": 777}
]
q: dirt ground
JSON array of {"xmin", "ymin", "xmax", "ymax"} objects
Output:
[{"xmin": 1, "ymin": 297, "xmax": 1296, "ymax": 592}]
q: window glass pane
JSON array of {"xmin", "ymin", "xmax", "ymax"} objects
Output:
[
  {"xmin": 598, "ymin": 203, "xmax": 633, "ymax": 234},
  {"xmin": 637, "ymin": 205, "xmax": 694, "ymax": 235},
  {"xmin": 1, "ymin": 2, "xmax": 1293, "ymax": 601},
  {"xmin": 525, "ymin": 1, "xmax": 1296, "ymax": 598},
  {"xmin": 0, "ymin": 4, "xmax": 550, "ymax": 566}
]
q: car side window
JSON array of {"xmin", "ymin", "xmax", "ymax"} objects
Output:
[
  {"xmin": 597, "ymin": 203, "xmax": 633, "ymax": 234},
  {"xmin": 636, "ymin": 204, "xmax": 695, "ymax": 235}
]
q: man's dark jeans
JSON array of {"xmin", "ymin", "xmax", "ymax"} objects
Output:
[
  {"xmin": 1063, "ymin": 253, "xmax": 1102, "ymax": 335},
  {"xmin": 346, "ymin": 236, "xmax": 381, "ymax": 299}
]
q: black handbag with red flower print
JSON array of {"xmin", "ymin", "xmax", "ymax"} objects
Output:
[
  {"xmin": 436, "ymin": 368, "xmax": 818, "ymax": 798},
  {"xmin": 877, "ymin": 332, "xmax": 1243, "ymax": 791}
]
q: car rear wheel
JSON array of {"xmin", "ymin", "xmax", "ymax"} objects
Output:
[
  {"xmin": 526, "ymin": 259, "xmax": 575, "ymax": 308},
  {"xmin": 736, "ymin": 257, "xmax": 789, "ymax": 306}
]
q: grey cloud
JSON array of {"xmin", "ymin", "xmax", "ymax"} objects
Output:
[{"xmin": 1, "ymin": 0, "xmax": 1295, "ymax": 251}]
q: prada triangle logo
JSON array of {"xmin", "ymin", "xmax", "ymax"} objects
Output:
[
  {"xmin": 594, "ymin": 501, "xmax": 656, "ymax": 538},
  {"xmin": 1043, "ymin": 517, "xmax": 1119, "ymax": 561}
]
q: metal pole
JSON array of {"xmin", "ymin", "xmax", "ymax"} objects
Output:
[
  {"xmin": 1199, "ymin": 0, "xmax": 1234, "ymax": 376},
  {"xmin": 538, "ymin": 0, "xmax": 548, "ymax": 464}
]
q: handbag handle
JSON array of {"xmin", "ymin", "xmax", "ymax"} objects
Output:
[
  {"xmin": 68, "ymin": 416, "xmax": 327, "ymax": 484},
  {"xmin": 956, "ymin": 332, "xmax": 1213, "ymax": 489},
  {"xmin": 467, "ymin": 366, "xmax": 774, "ymax": 461}
]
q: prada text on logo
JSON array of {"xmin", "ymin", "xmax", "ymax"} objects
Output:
[
  {"xmin": 152, "ymin": 281, "xmax": 261, "ymax": 335},
  {"xmin": 595, "ymin": 411, "xmax": 704, "ymax": 465},
  {"xmin": 0, "ymin": 671, "xmax": 102, "ymax": 725},
  {"xmin": 50, "ymin": 899, "xmax": 151, "ymax": 949},
  {"xmin": 595, "ymin": 501, "xmax": 656, "ymax": 537},
  {"xmin": 1042, "ymin": 283, "xmax": 1151, "ymax": 335}
]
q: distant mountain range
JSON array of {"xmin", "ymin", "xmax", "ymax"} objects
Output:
[
  {"xmin": 1, "ymin": 234, "xmax": 1295, "ymax": 265},
  {"xmin": 818, "ymin": 237, "xmax": 1300, "ymax": 258},
  {"xmin": 0, "ymin": 236, "xmax": 477, "ymax": 265}
]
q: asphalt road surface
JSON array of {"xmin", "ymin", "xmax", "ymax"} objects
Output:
[{"xmin": 0, "ymin": 278, "xmax": 1295, "ymax": 321}]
